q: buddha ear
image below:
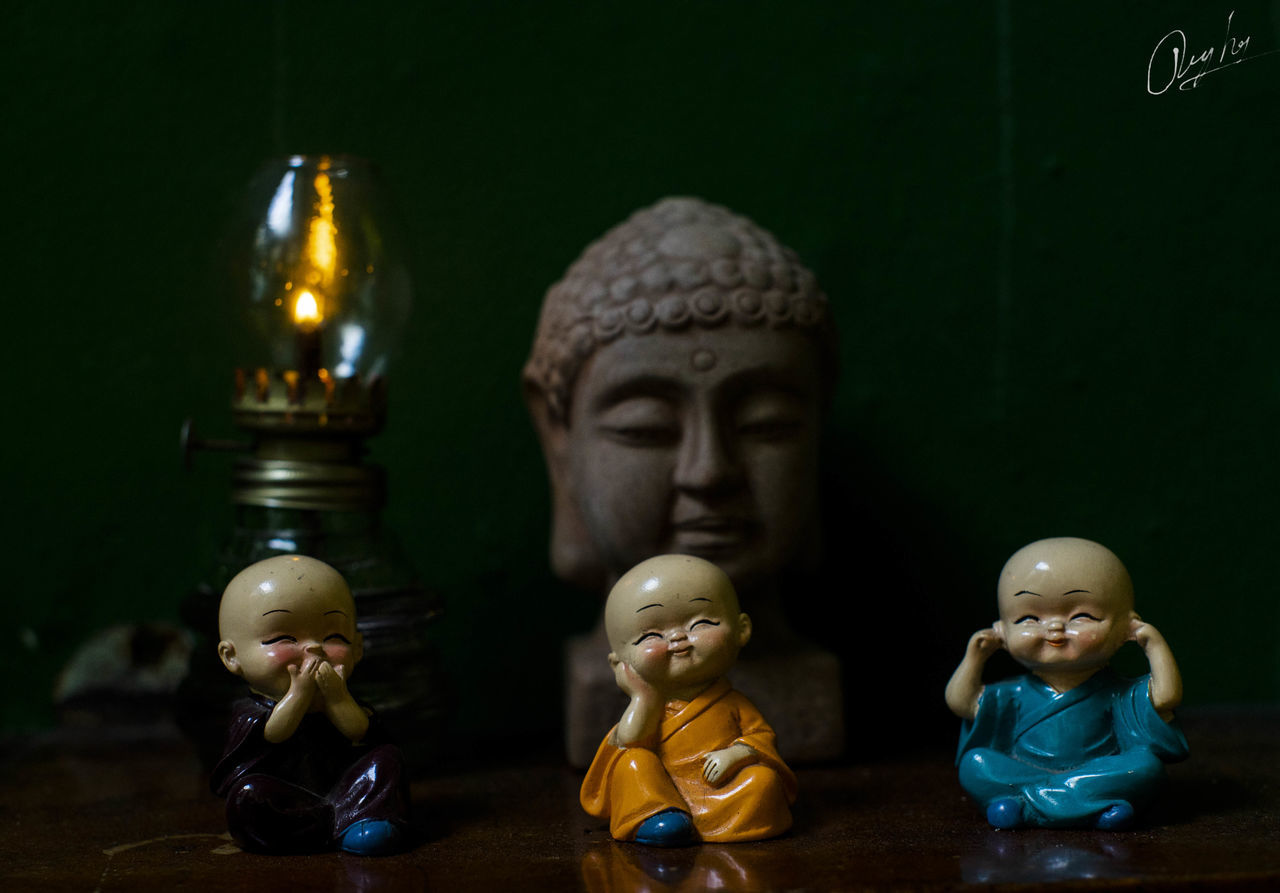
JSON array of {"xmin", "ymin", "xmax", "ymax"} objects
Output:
[
  {"xmin": 523, "ymin": 378, "xmax": 568, "ymax": 462},
  {"xmin": 737, "ymin": 613, "xmax": 753, "ymax": 648},
  {"xmin": 523, "ymin": 379, "xmax": 608, "ymax": 592},
  {"xmin": 218, "ymin": 640, "xmax": 242, "ymax": 676}
]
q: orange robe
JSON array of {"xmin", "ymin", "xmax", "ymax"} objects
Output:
[{"xmin": 580, "ymin": 678, "xmax": 797, "ymax": 842}]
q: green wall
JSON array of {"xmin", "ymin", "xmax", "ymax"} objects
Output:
[{"xmin": 8, "ymin": 1, "xmax": 1278, "ymax": 749}]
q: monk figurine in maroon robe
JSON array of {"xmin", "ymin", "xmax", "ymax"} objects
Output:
[{"xmin": 212, "ymin": 554, "xmax": 409, "ymax": 854}]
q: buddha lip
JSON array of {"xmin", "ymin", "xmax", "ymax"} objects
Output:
[
  {"xmin": 673, "ymin": 516, "xmax": 748, "ymax": 531},
  {"xmin": 1047, "ymin": 640, "xmax": 1067, "ymax": 647}
]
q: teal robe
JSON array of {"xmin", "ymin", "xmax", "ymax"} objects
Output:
[{"xmin": 956, "ymin": 669, "xmax": 1188, "ymax": 828}]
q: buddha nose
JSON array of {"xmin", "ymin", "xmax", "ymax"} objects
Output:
[
  {"xmin": 668, "ymin": 629, "xmax": 688, "ymax": 643},
  {"xmin": 304, "ymin": 642, "xmax": 324, "ymax": 654},
  {"xmin": 1046, "ymin": 619, "xmax": 1065, "ymax": 633},
  {"xmin": 674, "ymin": 411, "xmax": 742, "ymax": 495}
]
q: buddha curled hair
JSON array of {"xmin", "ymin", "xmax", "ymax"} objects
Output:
[{"xmin": 523, "ymin": 196, "xmax": 837, "ymax": 423}]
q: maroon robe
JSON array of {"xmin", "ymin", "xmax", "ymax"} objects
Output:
[{"xmin": 212, "ymin": 695, "xmax": 408, "ymax": 852}]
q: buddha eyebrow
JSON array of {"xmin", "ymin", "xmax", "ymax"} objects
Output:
[
  {"xmin": 592, "ymin": 376, "xmax": 682, "ymax": 411},
  {"xmin": 262, "ymin": 609, "xmax": 292, "ymax": 616},
  {"xmin": 324, "ymin": 609, "xmax": 348, "ymax": 616},
  {"xmin": 1012, "ymin": 590, "xmax": 1041, "ymax": 598},
  {"xmin": 718, "ymin": 366, "xmax": 811, "ymax": 400},
  {"xmin": 1063, "ymin": 589, "xmax": 1090, "ymax": 596},
  {"xmin": 690, "ymin": 597, "xmax": 712, "ymax": 603},
  {"xmin": 636, "ymin": 603, "xmax": 663, "ymax": 613}
]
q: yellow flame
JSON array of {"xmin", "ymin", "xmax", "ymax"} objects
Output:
[{"xmin": 293, "ymin": 289, "xmax": 323, "ymax": 329}]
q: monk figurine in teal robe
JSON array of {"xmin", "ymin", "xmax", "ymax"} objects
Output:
[{"xmin": 945, "ymin": 537, "xmax": 1188, "ymax": 830}]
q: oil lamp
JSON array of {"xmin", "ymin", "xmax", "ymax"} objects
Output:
[{"xmin": 179, "ymin": 155, "xmax": 444, "ymax": 767}]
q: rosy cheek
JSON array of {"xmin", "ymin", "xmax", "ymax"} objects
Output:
[
  {"xmin": 633, "ymin": 641, "xmax": 667, "ymax": 668},
  {"xmin": 264, "ymin": 644, "xmax": 302, "ymax": 666},
  {"xmin": 325, "ymin": 644, "xmax": 353, "ymax": 664}
]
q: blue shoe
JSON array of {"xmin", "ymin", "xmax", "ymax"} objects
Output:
[
  {"xmin": 986, "ymin": 798, "xmax": 1023, "ymax": 829},
  {"xmin": 338, "ymin": 819, "xmax": 405, "ymax": 856},
  {"xmin": 1096, "ymin": 802, "xmax": 1135, "ymax": 830},
  {"xmin": 633, "ymin": 809, "xmax": 696, "ymax": 847}
]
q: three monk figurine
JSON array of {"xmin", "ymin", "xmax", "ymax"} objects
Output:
[{"xmin": 211, "ymin": 541, "xmax": 1188, "ymax": 851}]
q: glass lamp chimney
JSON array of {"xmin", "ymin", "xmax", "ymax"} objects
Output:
[{"xmin": 230, "ymin": 155, "xmax": 411, "ymax": 435}]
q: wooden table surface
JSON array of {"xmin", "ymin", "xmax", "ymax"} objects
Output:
[{"xmin": 3, "ymin": 707, "xmax": 1277, "ymax": 892}]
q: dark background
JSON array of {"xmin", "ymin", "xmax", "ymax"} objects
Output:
[{"xmin": 7, "ymin": 1, "xmax": 1278, "ymax": 751}]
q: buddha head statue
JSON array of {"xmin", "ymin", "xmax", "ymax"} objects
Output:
[{"xmin": 523, "ymin": 197, "xmax": 838, "ymax": 602}]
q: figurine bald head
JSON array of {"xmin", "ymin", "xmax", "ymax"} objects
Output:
[
  {"xmin": 524, "ymin": 197, "xmax": 837, "ymax": 596},
  {"xmin": 217, "ymin": 555, "xmax": 363, "ymax": 702},
  {"xmin": 605, "ymin": 554, "xmax": 751, "ymax": 699},
  {"xmin": 995, "ymin": 537, "xmax": 1136, "ymax": 678}
]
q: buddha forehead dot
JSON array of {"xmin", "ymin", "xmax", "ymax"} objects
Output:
[{"xmin": 691, "ymin": 348, "xmax": 718, "ymax": 372}]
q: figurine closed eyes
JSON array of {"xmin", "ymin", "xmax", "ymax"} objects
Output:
[
  {"xmin": 212, "ymin": 554, "xmax": 410, "ymax": 855},
  {"xmin": 945, "ymin": 537, "xmax": 1188, "ymax": 830},
  {"xmin": 580, "ymin": 554, "xmax": 797, "ymax": 846}
]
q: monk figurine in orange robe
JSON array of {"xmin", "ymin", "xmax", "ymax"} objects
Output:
[{"xmin": 580, "ymin": 554, "xmax": 797, "ymax": 846}]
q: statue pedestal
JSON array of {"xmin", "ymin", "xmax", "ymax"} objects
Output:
[{"xmin": 564, "ymin": 625, "xmax": 844, "ymax": 768}]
